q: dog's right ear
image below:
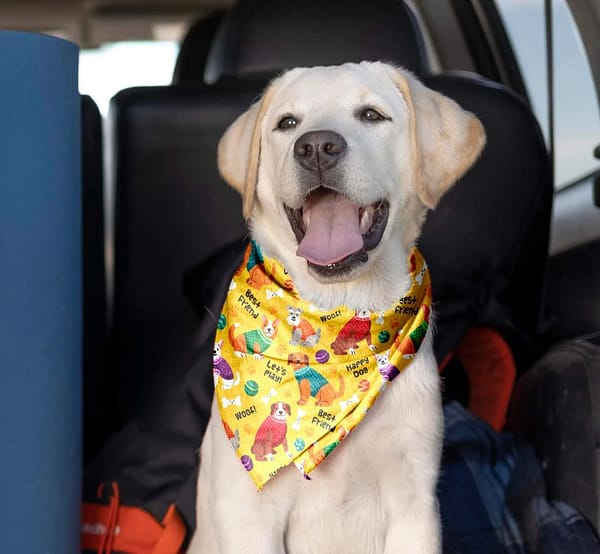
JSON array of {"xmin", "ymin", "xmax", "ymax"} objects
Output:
[
  {"xmin": 383, "ymin": 64, "xmax": 486, "ymax": 209},
  {"xmin": 217, "ymin": 82, "xmax": 279, "ymax": 220}
]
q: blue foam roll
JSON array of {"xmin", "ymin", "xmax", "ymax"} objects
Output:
[{"xmin": 0, "ymin": 32, "xmax": 81, "ymax": 552}]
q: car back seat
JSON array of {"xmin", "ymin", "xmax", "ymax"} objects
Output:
[{"xmin": 109, "ymin": 84, "xmax": 260, "ymax": 420}]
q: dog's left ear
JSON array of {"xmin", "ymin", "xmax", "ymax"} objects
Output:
[
  {"xmin": 386, "ymin": 66, "xmax": 486, "ymax": 209},
  {"xmin": 217, "ymin": 81, "xmax": 279, "ymax": 219}
]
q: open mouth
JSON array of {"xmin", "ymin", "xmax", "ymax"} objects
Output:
[{"xmin": 284, "ymin": 187, "xmax": 389, "ymax": 279}]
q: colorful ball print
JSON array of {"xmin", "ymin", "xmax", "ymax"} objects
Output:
[
  {"xmin": 378, "ymin": 330, "xmax": 391, "ymax": 343},
  {"xmin": 315, "ymin": 349, "xmax": 330, "ymax": 363},
  {"xmin": 358, "ymin": 379, "xmax": 370, "ymax": 392},
  {"xmin": 294, "ymin": 437, "xmax": 306, "ymax": 451},
  {"xmin": 241, "ymin": 455, "xmax": 253, "ymax": 471},
  {"xmin": 244, "ymin": 380, "xmax": 259, "ymax": 396},
  {"xmin": 217, "ymin": 314, "xmax": 226, "ymax": 330}
]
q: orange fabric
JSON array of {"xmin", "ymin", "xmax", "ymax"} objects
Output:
[
  {"xmin": 82, "ymin": 502, "xmax": 163, "ymax": 553},
  {"xmin": 455, "ymin": 327, "xmax": 516, "ymax": 431},
  {"xmin": 152, "ymin": 504, "xmax": 187, "ymax": 554},
  {"xmin": 82, "ymin": 500, "xmax": 187, "ymax": 554}
]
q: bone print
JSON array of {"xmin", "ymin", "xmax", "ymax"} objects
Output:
[
  {"xmin": 221, "ymin": 396, "xmax": 242, "ymax": 408},
  {"xmin": 266, "ymin": 289, "xmax": 284, "ymax": 300},
  {"xmin": 339, "ymin": 393, "xmax": 360, "ymax": 410},
  {"xmin": 261, "ymin": 387, "xmax": 278, "ymax": 405},
  {"xmin": 292, "ymin": 409, "xmax": 307, "ymax": 431}
]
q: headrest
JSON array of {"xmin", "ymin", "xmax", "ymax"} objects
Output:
[
  {"xmin": 205, "ymin": 0, "xmax": 428, "ymax": 83},
  {"xmin": 173, "ymin": 11, "xmax": 226, "ymax": 84}
]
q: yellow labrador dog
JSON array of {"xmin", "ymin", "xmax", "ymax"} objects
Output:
[{"xmin": 189, "ymin": 61, "xmax": 485, "ymax": 553}]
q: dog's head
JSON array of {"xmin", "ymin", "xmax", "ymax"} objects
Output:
[
  {"xmin": 286, "ymin": 306, "xmax": 302, "ymax": 325},
  {"xmin": 375, "ymin": 352, "xmax": 389, "ymax": 367},
  {"xmin": 287, "ymin": 352, "xmax": 310, "ymax": 370},
  {"xmin": 218, "ymin": 62, "xmax": 485, "ymax": 304},
  {"xmin": 270, "ymin": 401, "xmax": 292, "ymax": 421},
  {"xmin": 356, "ymin": 309, "xmax": 371, "ymax": 319},
  {"xmin": 261, "ymin": 315, "xmax": 279, "ymax": 338}
]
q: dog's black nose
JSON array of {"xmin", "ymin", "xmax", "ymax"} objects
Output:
[{"xmin": 294, "ymin": 130, "xmax": 347, "ymax": 171}]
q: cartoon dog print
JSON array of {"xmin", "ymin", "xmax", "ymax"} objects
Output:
[
  {"xmin": 286, "ymin": 306, "xmax": 321, "ymax": 347},
  {"xmin": 330, "ymin": 309, "xmax": 377, "ymax": 355},
  {"xmin": 238, "ymin": 242, "xmax": 294, "ymax": 291},
  {"xmin": 212, "ymin": 339, "xmax": 240, "ymax": 389},
  {"xmin": 251, "ymin": 402, "xmax": 293, "ymax": 462},
  {"xmin": 288, "ymin": 352, "xmax": 345, "ymax": 407},
  {"xmin": 376, "ymin": 352, "xmax": 400, "ymax": 382},
  {"xmin": 393, "ymin": 305, "xmax": 431, "ymax": 358},
  {"xmin": 307, "ymin": 427, "xmax": 348, "ymax": 466},
  {"xmin": 229, "ymin": 316, "xmax": 280, "ymax": 359},
  {"xmin": 234, "ymin": 241, "xmax": 272, "ymax": 290}
]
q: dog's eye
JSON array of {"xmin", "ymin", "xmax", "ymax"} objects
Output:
[
  {"xmin": 277, "ymin": 115, "xmax": 298, "ymax": 130},
  {"xmin": 359, "ymin": 108, "xmax": 386, "ymax": 122}
]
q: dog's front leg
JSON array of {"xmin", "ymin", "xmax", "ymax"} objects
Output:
[
  {"xmin": 382, "ymin": 495, "xmax": 441, "ymax": 554},
  {"xmin": 190, "ymin": 400, "xmax": 291, "ymax": 554},
  {"xmin": 379, "ymin": 422, "xmax": 442, "ymax": 554},
  {"xmin": 381, "ymin": 349, "xmax": 443, "ymax": 554}
]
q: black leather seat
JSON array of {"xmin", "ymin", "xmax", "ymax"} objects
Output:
[
  {"xmin": 418, "ymin": 73, "xmax": 551, "ymax": 366},
  {"xmin": 204, "ymin": 0, "xmax": 429, "ymax": 83},
  {"xmin": 109, "ymin": 83, "xmax": 261, "ymax": 419}
]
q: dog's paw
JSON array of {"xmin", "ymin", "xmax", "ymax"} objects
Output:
[
  {"xmin": 369, "ymin": 344, "xmax": 377, "ymax": 352},
  {"xmin": 234, "ymin": 351, "xmax": 247, "ymax": 358},
  {"xmin": 253, "ymin": 353, "xmax": 264, "ymax": 360},
  {"xmin": 348, "ymin": 348, "xmax": 357, "ymax": 355}
]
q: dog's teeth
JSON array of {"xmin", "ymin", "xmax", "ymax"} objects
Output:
[
  {"xmin": 303, "ymin": 210, "xmax": 311, "ymax": 229},
  {"xmin": 360, "ymin": 207, "xmax": 374, "ymax": 233}
]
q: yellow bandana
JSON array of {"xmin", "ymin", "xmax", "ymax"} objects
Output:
[{"xmin": 214, "ymin": 241, "xmax": 432, "ymax": 490}]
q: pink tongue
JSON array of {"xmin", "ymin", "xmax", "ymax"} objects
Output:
[{"xmin": 296, "ymin": 190, "xmax": 363, "ymax": 265}]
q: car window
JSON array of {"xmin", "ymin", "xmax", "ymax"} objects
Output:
[
  {"xmin": 495, "ymin": 0, "xmax": 600, "ymax": 189},
  {"xmin": 79, "ymin": 41, "xmax": 179, "ymax": 116}
]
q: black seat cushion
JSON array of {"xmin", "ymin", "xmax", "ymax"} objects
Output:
[{"xmin": 205, "ymin": 0, "xmax": 429, "ymax": 83}]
